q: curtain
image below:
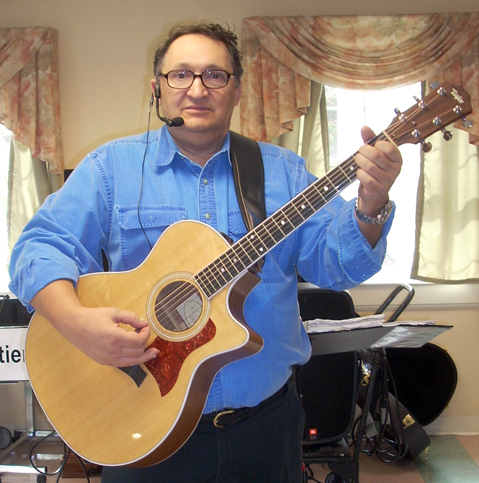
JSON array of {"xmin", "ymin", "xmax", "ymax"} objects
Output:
[
  {"xmin": 0, "ymin": 27, "xmax": 64, "ymax": 174},
  {"xmin": 240, "ymin": 13, "xmax": 479, "ymax": 282},
  {"xmin": 413, "ymin": 128, "xmax": 479, "ymax": 283},
  {"xmin": 1, "ymin": 27, "xmax": 64, "ymax": 274},
  {"xmin": 272, "ymin": 81, "xmax": 329, "ymax": 178},
  {"xmin": 7, "ymin": 139, "xmax": 62, "ymax": 254}
]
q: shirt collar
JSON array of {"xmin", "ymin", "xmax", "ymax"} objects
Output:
[{"xmin": 154, "ymin": 126, "xmax": 232, "ymax": 167}]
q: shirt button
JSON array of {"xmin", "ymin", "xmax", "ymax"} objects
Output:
[
  {"xmin": 203, "ymin": 179, "xmax": 209, "ymax": 185},
  {"xmin": 204, "ymin": 213, "xmax": 211, "ymax": 220}
]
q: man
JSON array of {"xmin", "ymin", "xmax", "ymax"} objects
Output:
[{"xmin": 9, "ymin": 23, "xmax": 401, "ymax": 482}]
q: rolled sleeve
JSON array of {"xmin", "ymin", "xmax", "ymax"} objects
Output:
[
  {"xmin": 336, "ymin": 197, "xmax": 395, "ymax": 285},
  {"xmin": 296, "ymin": 197, "xmax": 395, "ymax": 290}
]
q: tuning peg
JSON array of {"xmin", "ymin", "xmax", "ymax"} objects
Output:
[
  {"xmin": 413, "ymin": 96, "xmax": 426, "ymax": 108},
  {"xmin": 421, "ymin": 141, "xmax": 433, "ymax": 152},
  {"xmin": 462, "ymin": 117, "xmax": 474, "ymax": 129},
  {"xmin": 442, "ymin": 128, "xmax": 453, "ymax": 141},
  {"xmin": 394, "ymin": 107, "xmax": 407, "ymax": 122},
  {"xmin": 428, "ymin": 82, "xmax": 447, "ymax": 95}
]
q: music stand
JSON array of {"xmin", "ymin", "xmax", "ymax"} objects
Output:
[{"xmin": 303, "ymin": 323, "xmax": 452, "ymax": 483}]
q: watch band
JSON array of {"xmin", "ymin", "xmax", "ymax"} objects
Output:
[{"xmin": 355, "ymin": 198, "xmax": 393, "ymax": 225}]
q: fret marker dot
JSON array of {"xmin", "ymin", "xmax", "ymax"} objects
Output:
[
  {"xmin": 301, "ymin": 204, "xmax": 305, "ymax": 209},
  {"xmin": 260, "ymin": 248, "xmax": 264, "ymax": 252},
  {"xmin": 281, "ymin": 220, "xmax": 285, "ymax": 225},
  {"xmin": 324, "ymin": 186, "xmax": 329, "ymax": 191}
]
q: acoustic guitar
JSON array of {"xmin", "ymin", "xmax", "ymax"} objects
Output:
[{"xmin": 25, "ymin": 83, "xmax": 472, "ymax": 467}]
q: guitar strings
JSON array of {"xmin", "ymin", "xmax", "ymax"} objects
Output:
[{"xmin": 140, "ymin": 98, "xmax": 434, "ymax": 333}]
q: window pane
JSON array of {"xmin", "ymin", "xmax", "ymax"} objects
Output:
[{"xmin": 325, "ymin": 84, "xmax": 423, "ymax": 284}]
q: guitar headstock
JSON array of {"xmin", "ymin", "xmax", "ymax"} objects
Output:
[{"xmin": 385, "ymin": 83, "xmax": 473, "ymax": 151}]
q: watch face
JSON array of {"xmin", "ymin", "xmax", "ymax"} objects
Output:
[{"xmin": 378, "ymin": 201, "xmax": 393, "ymax": 223}]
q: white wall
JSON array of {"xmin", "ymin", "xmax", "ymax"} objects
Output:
[{"xmin": 1, "ymin": 0, "xmax": 479, "ymax": 435}]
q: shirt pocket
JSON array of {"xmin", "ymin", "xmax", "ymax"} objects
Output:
[
  {"xmin": 117, "ymin": 206, "xmax": 186, "ymax": 270},
  {"xmin": 228, "ymin": 210, "xmax": 248, "ymax": 240}
]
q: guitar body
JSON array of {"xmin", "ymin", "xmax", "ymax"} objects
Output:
[{"xmin": 25, "ymin": 220, "xmax": 263, "ymax": 467}]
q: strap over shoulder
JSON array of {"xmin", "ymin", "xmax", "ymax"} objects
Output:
[{"xmin": 229, "ymin": 131, "xmax": 266, "ymax": 232}]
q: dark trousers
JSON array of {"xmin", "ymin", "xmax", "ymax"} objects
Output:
[{"xmin": 101, "ymin": 379, "xmax": 305, "ymax": 483}]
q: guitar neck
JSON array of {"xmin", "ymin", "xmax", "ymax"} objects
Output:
[{"xmin": 195, "ymin": 133, "xmax": 386, "ymax": 298}]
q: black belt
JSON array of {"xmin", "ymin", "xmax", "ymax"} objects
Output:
[{"xmin": 200, "ymin": 378, "xmax": 292, "ymax": 428}]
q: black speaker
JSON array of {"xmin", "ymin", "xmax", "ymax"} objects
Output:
[
  {"xmin": 298, "ymin": 285, "xmax": 359, "ymax": 445},
  {"xmin": 298, "ymin": 351, "xmax": 358, "ymax": 444}
]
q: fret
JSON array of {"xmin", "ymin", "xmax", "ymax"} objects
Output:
[
  {"xmin": 336, "ymin": 163, "xmax": 354, "ymax": 184},
  {"xmin": 236, "ymin": 240, "xmax": 256, "ymax": 265},
  {"xmin": 264, "ymin": 216, "xmax": 291, "ymax": 243},
  {"xmin": 293, "ymin": 196, "xmax": 316, "ymax": 220},
  {"xmin": 209, "ymin": 258, "xmax": 234, "ymax": 285},
  {"xmin": 257, "ymin": 222, "xmax": 280, "ymax": 247},
  {"xmin": 309, "ymin": 183, "xmax": 330, "ymax": 209},
  {"xmin": 197, "ymin": 269, "xmax": 219, "ymax": 297},
  {"xmin": 221, "ymin": 248, "xmax": 249, "ymax": 275},
  {"xmin": 268, "ymin": 211, "xmax": 296, "ymax": 238},
  {"xmin": 243, "ymin": 231, "xmax": 268, "ymax": 258}
]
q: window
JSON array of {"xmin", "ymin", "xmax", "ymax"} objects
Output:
[
  {"xmin": 0, "ymin": 124, "xmax": 11, "ymax": 293},
  {"xmin": 324, "ymin": 83, "xmax": 423, "ymax": 284}
]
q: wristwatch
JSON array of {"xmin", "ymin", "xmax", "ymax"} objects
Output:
[{"xmin": 354, "ymin": 198, "xmax": 393, "ymax": 225}]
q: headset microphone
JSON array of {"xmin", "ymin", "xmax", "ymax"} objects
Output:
[
  {"xmin": 152, "ymin": 88, "xmax": 185, "ymax": 127},
  {"xmin": 158, "ymin": 114, "xmax": 185, "ymax": 127}
]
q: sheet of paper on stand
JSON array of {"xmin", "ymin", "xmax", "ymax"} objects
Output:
[
  {"xmin": 302, "ymin": 314, "xmax": 386, "ymax": 333},
  {"xmin": 370, "ymin": 324, "xmax": 449, "ymax": 349}
]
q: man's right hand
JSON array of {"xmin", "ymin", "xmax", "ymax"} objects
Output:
[{"xmin": 31, "ymin": 280, "xmax": 159, "ymax": 367}]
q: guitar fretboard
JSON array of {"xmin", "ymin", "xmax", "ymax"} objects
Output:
[{"xmin": 195, "ymin": 151, "xmax": 364, "ymax": 298}]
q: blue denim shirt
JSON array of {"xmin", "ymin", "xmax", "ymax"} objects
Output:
[{"xmin": 9, "ymin": 127, "xmax": 393, "ymax": 412}]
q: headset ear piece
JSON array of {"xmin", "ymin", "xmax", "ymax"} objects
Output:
[{"xmin": 155, "ymin": 83, "xmax": 160, "ymax": 99}]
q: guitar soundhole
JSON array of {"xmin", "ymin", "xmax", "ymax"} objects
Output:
[{"xmin": 154, "ymin": 281, "xmax": 203, "ymax": 333}]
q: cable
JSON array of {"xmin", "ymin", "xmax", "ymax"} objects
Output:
[
  {"xmin": 29, "ymin": 431, "xmax": 68, "ymax": 478},
  {"xmin": 303, "ymin": 464, "xmax": 323, "ymax": 483},
  {"xmin": 137, "ymin": 97, "xmax": 154, "ymax": 250},
  {"xmin": 28, "ymin": 431, "xmax": 92, "ymax": 482},
  {"xmin": 354, "ymin": 355, "xmax": 410, "ymax": 464}
]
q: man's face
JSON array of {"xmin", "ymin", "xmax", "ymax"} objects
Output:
[{"xmin": 153, "ymin": 34, "xmax": 241, "ymax": 137}]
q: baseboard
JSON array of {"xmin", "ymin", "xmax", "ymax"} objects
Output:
[{"xmin": 425, "ymin": 416, "xmax": 479, "ymax": 436}]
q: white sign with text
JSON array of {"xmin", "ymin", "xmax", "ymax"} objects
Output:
[{"xmin": 0, "ymin": 327, "xmax": 28, "ymax": 381}]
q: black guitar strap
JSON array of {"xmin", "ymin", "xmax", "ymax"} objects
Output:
[{"xmin": 229, "ymin": 131, "xmax": 266, "ymax": 232}]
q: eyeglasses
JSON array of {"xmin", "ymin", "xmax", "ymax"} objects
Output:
[{"xmin": 160, "ymin": 69, "xmax": 235, "ymax": 89}]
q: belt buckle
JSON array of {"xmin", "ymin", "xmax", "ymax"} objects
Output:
[{"xmin": 213, "ymin": 409, "xmax": 235, "ymax": 428}]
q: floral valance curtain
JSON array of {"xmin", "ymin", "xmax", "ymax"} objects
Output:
[
  {"xmin": 241, "ymin": 13, "xmax": 479, "ymax": 145},
  {"xmin": 0, "ymin": 27, "xmax": 64, "ymax": 174}
]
